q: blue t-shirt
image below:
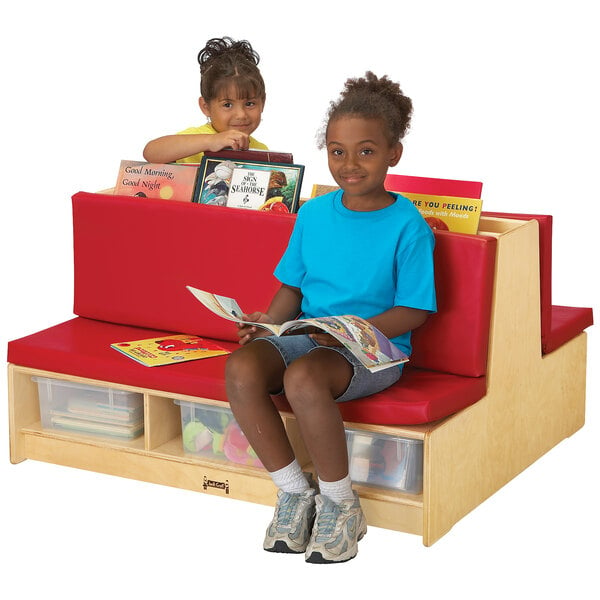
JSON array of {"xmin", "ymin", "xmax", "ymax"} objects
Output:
[{"xmin": 274, "ymin": 190, "xmax": 437, "ymax": 356}]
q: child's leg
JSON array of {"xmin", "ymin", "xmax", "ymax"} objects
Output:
[
  {"xmin": 281, "ymin": 348, "xmax": 353, "ymax": 484},
  {"xmin": 283, "ymin": 348, "xmax": 370, "ymax": 564},
  {"xmin": 225, "ymin": 339, "xmax": 296, "ymax": 472},
  {"xmin": 226, "ymin": 339, "xmax": 318, "ymax": 554}
]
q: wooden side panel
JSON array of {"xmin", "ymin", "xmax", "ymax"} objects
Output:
[{"xmin": 422, "ymin": 219, "xmax": 587, "ymax": 545}]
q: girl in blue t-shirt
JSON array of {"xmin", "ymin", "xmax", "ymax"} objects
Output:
[{"xmin": 226, "ymin": 72, "xmax": 436, "ymax": 564}]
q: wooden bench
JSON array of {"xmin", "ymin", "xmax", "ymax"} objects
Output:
[{"xmin": 7, "ymin": 189, "xmax": 592, "ymax": 546}]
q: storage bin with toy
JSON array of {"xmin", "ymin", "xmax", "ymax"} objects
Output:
[
  {"xmin": 346, "ymin": 428, "xmax": 423, "ymax": 494},
  {"xmin": 176, "ymin": 400, "xmax": 263, "ymax": 468}
]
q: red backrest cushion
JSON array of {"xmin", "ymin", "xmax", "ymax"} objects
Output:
[
  {"xmin": 72, "ymin": 192, "xmax": 296, "ymax": 342},
  {"xmin": 385, "ymin": 174, "xmax": 483, "ymax": 199},
  {"xmin": 72, "ymin": 191, "xmax": 496, "ymax": 377},
  {"xmin": 410, "ymin": 231, "xmax": 497, "ymax": 377},
  {"xmin": 383, "ymin": 174, "xmax": 494, "ymax": 375}
]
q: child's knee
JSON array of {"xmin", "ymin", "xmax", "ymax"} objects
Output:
[
  {"xmin": 284, "ymin": 351, "xmax": 352, "ymax": 404},
  {"xmin": 225, "ymin": 342, "xmax": 285, "ymax": 399},
  {"xmin": 224, "ymin": 349, "xmax": 254, "ymax": 389},
  {"xmin": 283, "ymin": 357, "xmax": 325, "ymax": 401}
]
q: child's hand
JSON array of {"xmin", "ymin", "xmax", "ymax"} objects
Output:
[
  {"xmin": 209, "ymin": 130, "xmax": 251, "ymax": 152},
  {"xmin": 236, "ymin": 311, "xmax": 274, "ymax": 345},
  {"xmin": 309, "ymin": 332, "xmax": 343, "ymax": 347}
]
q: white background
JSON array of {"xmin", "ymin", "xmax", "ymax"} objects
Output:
[{"xmin": 1, "ymin": 1, "xmax": 598, "ymax": 597}]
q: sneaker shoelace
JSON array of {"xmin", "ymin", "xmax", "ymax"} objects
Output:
[
  {"xmin": 314, "ymin": 500, "xmax": 342, "ymax": 541},
  {"xmin": 275, "ymin": 493, "xmax": 305, "ymax": 529}
]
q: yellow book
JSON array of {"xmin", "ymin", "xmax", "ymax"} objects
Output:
[
  {"xmin": 309, "ymin": 184, "xmax": 483, "ymax": 234},
  {"xmin": 401, "ymin": 192, "xmax": 483, "ymax": 234},
  {"xmin": 111, "ymin": 334, "xmax": 229, "ymax": 367}
]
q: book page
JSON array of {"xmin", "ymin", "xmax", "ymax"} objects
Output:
[
  {"xmin": 186, "ymin": 286, "xmax": 280, "ymax": 334},
  {"xmin": 186, "ymin": 287, "xmax": 245, "ymax": 321},
  {"xmin": 281, "ymin": 315, "xmax": 408, "ymax": 372},
  {"xmin": 186, "ymin": 288, "xmax": 408, "ymax": 371}
]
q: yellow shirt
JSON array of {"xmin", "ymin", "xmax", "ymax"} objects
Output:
[{"xmin": 175, "ymin": 122, "xmax": 268, "ymax": 164}]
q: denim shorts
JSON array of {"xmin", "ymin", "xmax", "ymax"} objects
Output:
[{"xmin": 254, "ymin": 334, "xmax": 402, "ymax": 403}]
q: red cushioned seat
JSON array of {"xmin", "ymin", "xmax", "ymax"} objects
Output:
[
  {"xmin": 547, "ymin": 305, "xmax": 594, "ymax": 354},
  {"xmin": 7, "ymin": 318, "xmax": 235, "ymax": 402},
  {"xmin": 275, "ymin": 368, "xmax": 486, "ymax": 426},
  {"xmin": 482, "ymin": 212, "xmax": 593, "ymax": 354},
  {"xmin": 7, "ymin": 317, "xmax": 486, "ymax": 426}
]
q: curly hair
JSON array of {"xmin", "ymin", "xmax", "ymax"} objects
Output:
[
  {"xmin": 319, "ymin": 71, "xmax": 413, "ymax": 148},
  {"xmin": 197, "ymin": 36, "xmax": 265, "ymax": 102}
]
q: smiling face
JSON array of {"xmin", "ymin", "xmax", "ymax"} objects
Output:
[
  {"xmin": 199, "ymin": 82, "xmax": 264, "ymax": 135},
  {"xmin": 326, "ymin": 115, "xmax": 402, "ymax": 209}
]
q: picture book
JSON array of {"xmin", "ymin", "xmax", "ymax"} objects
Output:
[
  {"xmin": 185, "ymin": 286, "xmax": 408, "ymax": 373},
  {"xmin": 111, "ymin": 334, "xmax": 229, "ymax": 367},
  {"xmin": 204, "ymin": 149, "xmax": 294, "ymax": 164},
  {"xmin": 384, "ymin": 173, "xmax": 483, "ymax": 199},
  {"xmin": 400, "ymin": 192, "xmax": 483, "ymax": 234},
  {"xmin": 227, "ymin": 166, "xmax": 271, "ymax": 209},
  {"xmin": 193, "ymin": 156, "xmax": 304, "ymax": 214},
  {"xmin": 309, "ymin": 182, "xmax": 483, "ymax": 234},
  {"xmin": 114, "ymin": 160, "xmax": 199, "ymax": 202},
  {"xmin": 311, "ymin": 183, "xmax": 339, "ymax": 198}
]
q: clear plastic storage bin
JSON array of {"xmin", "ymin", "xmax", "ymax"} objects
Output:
[
  {"xmin": 346, "ymin": 428, "xmax": 423, "ymax": 494},
  {"xmin": 176, "ymin": 400, "xmax": 263, "ymax": 468},
  {"xmin": 33, "ymin": 377, "xmax": 144, "ymax": 440}
]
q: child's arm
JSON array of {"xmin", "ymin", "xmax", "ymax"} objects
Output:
[
  {"xmin": 143, "ymin": 129, "xmax": 252, "ymax": 163},
  {"xmin": 368, "ymin": 306, "xmax": 428, "ymax": 338},
  {"xmin": 236, "ymin": 284, "xmax": 303, "ymax": 345}
]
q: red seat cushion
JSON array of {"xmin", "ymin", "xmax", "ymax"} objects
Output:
[
  {"xmin": 8, "ymin": 317, "xmax": 486, "ymax": 426},
  {"xmin": 546, "ymin": 305, "xmax": 594, "ymax": 354},
  {"xmin": 7, "ymin": 318, "xmax": 235, "ymax": 402},
  {"xmin": 275, "ymin": 368, "xmax": 486, "ymax": 425},
  {"xmin": 482, "ymin": 212, "xmax": 593, "ymax": 353}
]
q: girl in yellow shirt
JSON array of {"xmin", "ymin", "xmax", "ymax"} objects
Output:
[{"xmin": 144, "ymin": 37, "xmax": 267, "ymax": 164}]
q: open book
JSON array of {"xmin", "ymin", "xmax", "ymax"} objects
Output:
[{"xmin": 186, "ymin": 286, "xmax": 408, "ymax": 372}]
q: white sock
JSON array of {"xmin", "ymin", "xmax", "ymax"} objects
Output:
[
  {"xmin": 270, "ymin": 459, "xmax": 310, "ymax": 494},
  {"xmin": 318, "ymin": 474, "xmax": 354, "ymax": 504}
]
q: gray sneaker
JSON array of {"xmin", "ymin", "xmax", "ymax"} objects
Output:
[
  {"xmin": 305, "ymin": 492, "xmax": 367, "ymax": 564},
  {"xmin": 263, "ymin": 488, "xmax": 317, "ymax": 554}
]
